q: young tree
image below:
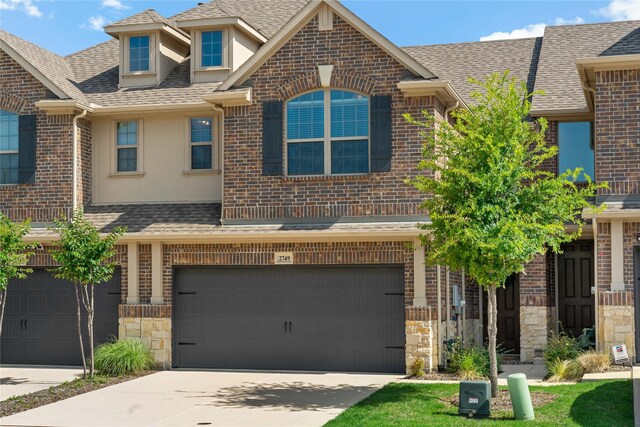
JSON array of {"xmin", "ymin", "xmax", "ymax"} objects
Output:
[
  {"xmin": 0, "ymin": 214, "xmax": 37, "ymax": 336},
  {"xmin": 51, "ymin": 209, "xmax": 125, "ymax": 377},
  {"xmin": 406, "ymin": 72, "xmax": 603, "ymax": 397}
]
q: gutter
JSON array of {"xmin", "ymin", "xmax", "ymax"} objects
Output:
[{"xmin": 72, "ymin": 109, "xmax": 88, "ymax": 211}]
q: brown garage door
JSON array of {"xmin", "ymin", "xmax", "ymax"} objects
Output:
[
  {"xmin": 1, "ymin": 268, "xmax": 121, "ymax": 366},
  {"xmin": 173, "ymin": 265, "xmax": 405, "ymax": 373}
]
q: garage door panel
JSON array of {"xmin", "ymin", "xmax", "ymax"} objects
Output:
[
  {"xmin": 173, "ymin": 265, "xmax": 405, "ymax": 373},
  {"xmin": 0, "ymin": 268, "xmax": 121, "ymax": 366}
]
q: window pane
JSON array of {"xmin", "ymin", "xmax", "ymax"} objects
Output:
[
  {"xmin": 558, "ymin": 122, "xmax": 594, "ymax": 180},
  {"xmin": 191, "ymin": 118, "xmax": 213, "ymax": 143},
  {"xmin": 330, "ymin": 90, "xmax": 369, "ymax": 138},
  {"xmin": 331, "ymin": 139, "xmax": 369, "ymax": 174},
  {"xmin": 130, "ymin": 36, "xmax": 150, "ymax": 72},
  {"xmin": 117, "ymin": 121, "xmax": 137, "ymax": 146},
  {"xmin": 287, "ymin": 141, "xmax": 324, "ymax": 175},
  {"xmin": 202, "ymin": 31, "xmax": 223, "ymax": 67},
  {"xmin": 0, "ymin": 153, "xmax": 19, "ymax": 184},
  {"xmin": 0, "ymin": 110, "xmax": 19, "ymax": 151},
  {"xmin": 117, "ymin": 147, "xmax": 137, "ymax": 172},
  {"xmin": 287, "ymin": 91, "xmax": 324, "ymax": 140},
  {"xmin": 191, "ymin": 145, "xmax": 212, "ymax": 170}
]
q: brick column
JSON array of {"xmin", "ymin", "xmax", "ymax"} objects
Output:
[{"xmin": 520, "ymin": 253, "xmax": 550, "ymax": 362}]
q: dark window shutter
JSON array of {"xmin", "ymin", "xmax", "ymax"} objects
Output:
[
  {"xmin": 262, "ymin": 101, "xmax": 284, "ymax": 176},
  {"xmin": 18, "ymin": 114, "xmax": 37, "ymax": 184},
  {"xmin": 370, "ymin": 95, "xmax": 392, "ymax": 172}
]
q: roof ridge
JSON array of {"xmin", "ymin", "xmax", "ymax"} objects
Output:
[
  {"xmin": 65, "ymin": 38, "xmax": 116, "ymax": 59},
  {"xmin": 546, "ymin": 19, "xmax": 640, "ymax": 29},
  {"xmin": 0, "ymin": 29, "xmax": 66, "ymax": 60},
  {"xmin": 402, "ymin": 36, "xmax": 540, "ymax": 49}
]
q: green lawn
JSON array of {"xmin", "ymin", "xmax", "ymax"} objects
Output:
[{"xmin": 325, "ymin": 380, "xmax": 633, "ymax": 427}]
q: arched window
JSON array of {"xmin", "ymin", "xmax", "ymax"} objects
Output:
[
  {"xmin": 0, "ymin": 109, "xmax": 19, "ymax": 184},
  {"xmin": 286, "ymin": 89, "xmax": 369, "ymax": 176}
]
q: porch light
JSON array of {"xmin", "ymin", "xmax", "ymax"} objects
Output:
[{"xmin": 637, "ymin": 233, "xmax": 640, "ymax": 242}]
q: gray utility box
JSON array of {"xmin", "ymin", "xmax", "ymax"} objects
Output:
[{"xmin": 458, "ymin": 381, "xmax": 491, "ymax": 417}]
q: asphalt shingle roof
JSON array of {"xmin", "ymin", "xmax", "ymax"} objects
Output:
[
  {"xmin": 110, "ymin": 9, "xmax": 177, "ymax": 28},
  {"xmin": 403, "ymin": 37, "xmax": 542, "ymax": 106},
  {"xmin": 173, "ymin": 0, "xmax": 308, "ymax": 38},
  {"xmin": 0, "ymin": 29, "xmax": 86, "ymax": 102},
  {"xmin": 26, "ymin": 203, "xmax": 422, "ymax": 237},
  {"xmin": 532, "ymin": 21, "xmax": 640, "ymax": 113}
]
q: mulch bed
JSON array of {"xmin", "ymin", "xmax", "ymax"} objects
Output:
[
  {"xmin": 440, "ymin": 389, "xmax": 558, "ymax": 414},
  {"xmin": 606, "ymin": 364, "xmax": 632, "ymax": 372},
  {"xmin": 0, "ymin": 370, "xmax": 156, "ymax": 418}
]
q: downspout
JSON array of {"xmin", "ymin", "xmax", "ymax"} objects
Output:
[
  {"xmin": 593, "ymin": 217, "xmax": 599, "ymax": 351},
  {"xmin": 461, "ymin": 270, "xmax": 466, "ymax": 344},
  {"xmin": 72, "ymin": 109, "xmax": 88, "ymax": 212},
  {"xmin": 444, "ymin": 102, "xmax": 459, "ymax": 122},
  {"xmin": 211, "ymin": 103, "xmax": 225, "ymax": 222},
  {"xmin": 445, "ymin": 267, "xmax": 450, "ymax": 345},
  {"xmin": 583, "ymin": 80, "xmax": 598, "ymax": 351},
  {"xmin": 436, "ymin": 265, "xmax": 442, "ymax": 367}
]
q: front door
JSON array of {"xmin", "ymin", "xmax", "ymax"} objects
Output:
[
  {"xmin": 634, "ymin": 247, "xmax": 640, "ymax": 363},
  {"xmin": 558, "ymin": 241, "xmax": 595, "ymax": 338},
  {"xmin": 484, "ymin": 275, "xmax": 520, "ymax": 354}
]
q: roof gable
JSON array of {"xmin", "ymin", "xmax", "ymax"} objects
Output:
[
  {"xmin": 531, "ymin": 20, "xmax": 640, "ymax": 114},
  {"xmin": 219, "ymin": 0, "xmax": 436, "ymax": 91},
  {"xmin": 0, "ymin": 30, "xmax": 85, "ymax": 102}
]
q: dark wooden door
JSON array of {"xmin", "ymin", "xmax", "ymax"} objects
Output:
[
  {"xmin": 634, "ymin": 247, "xmax": 640, "ymax": 363},
  {"xmin": 558, "ymin": 241, "xmax": 595, "ymax": 338},
  {"xmin": 484, "ymin": 275, "xmax": 520, "ymax": 354}
]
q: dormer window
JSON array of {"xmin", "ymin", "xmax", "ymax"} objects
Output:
[
  {"xmin": 201, "ymin": 31, "xmax": 223, "ymax": 68},
  {"xmin": 129, "ymin": 35, "xmax": 150, "ymax": 72}
]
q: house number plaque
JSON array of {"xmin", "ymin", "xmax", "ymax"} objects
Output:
[{"xmin": 274, "ymin": 252, "xmax": 294, "ymax": 265}]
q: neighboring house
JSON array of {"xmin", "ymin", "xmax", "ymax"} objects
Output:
[{"xmin": 0, "ymin": 0, "xmax": 638, "ymax": 372}]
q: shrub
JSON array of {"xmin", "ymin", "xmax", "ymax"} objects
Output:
[
  {"xmin": 94, "ymin": 339, "xmax": 154, "ymax": 376},
  {"xmin": 577, "ymin": 351, "xmax": 611, "ymax": 373},
  {"xmin": 447, "ymin": 346, "xmax": 490, "ymax": 380},
  {"xmin": 547, "ymin": 358, "xmax": 584, "ymax": 382},
  {"xmin": 409, "ymin": 358, "xmax": 426, "ymax": 377},
  {"xmin": 544, "ymin": 332, "xmax": 581, "ymax": 370}
]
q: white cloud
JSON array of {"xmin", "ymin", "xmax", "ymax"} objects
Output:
[
  {"xmin": 0, "ymin": 0, "xmax": 42, "ymax": 17},
  {"xmin": 480, "ymin": 17, "xmax": 585, "ymax": 41},
  {"xmin": 596, "ymin": 0, "xmax": 640, "ymax": 21},
  {"xmin": 80, "ymin": 15, "xmax": 109, "ymax": 31},
  {"xmin": 101, "ymin": 0, "xmax": 130, "ymax": 11}
]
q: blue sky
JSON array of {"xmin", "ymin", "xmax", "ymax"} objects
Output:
[{"xmin": 1, "ymin": 0, "xmax": 639, "ymax": 56}]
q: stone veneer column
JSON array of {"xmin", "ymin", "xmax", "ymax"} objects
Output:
[
  {"xmin": 405, "ymin": 306, "xmax": 435, "ymax": 374},
  {"xmin": 119, "ymin": 305, "xmax": 172, "ymax": 368},
  {"xmin": 519, "ymin": 253, "xmax": 550, "ymax": 362}
]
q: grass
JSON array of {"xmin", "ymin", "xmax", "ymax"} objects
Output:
[
  {"xmin": 325, "ymin": 380, "xmax": 633, "ymax": 427},
  {"xmin": 94, "ymin": 339, "xmax": 154, "ymax": 376}
]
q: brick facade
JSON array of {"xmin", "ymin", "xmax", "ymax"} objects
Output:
[
  {"xmin": 0, "ymin": 50, "xmax": 75, "ymax": 222},
  {"xmin": 222, "ymin": 14, "xmax": 440, "ymax": 221},
  {"xmin": 595, "ymin": 69, "xmax": 640, "ymax": 199}
]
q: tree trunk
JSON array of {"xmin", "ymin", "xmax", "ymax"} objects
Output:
[
  {"xmin": 81, "ymin": 284, "xmax": 96, "ymax": 377},
  {"xmin": 487, "ymin": 285, "xmax": 499, "ymax": 397},
  {"xmin": 88, "ymin": 284, "xmax": 95, "ymax": 377},
  {"xmin": 0, "ymin": 287, "xmax": 7, "ymax": 337},
  {"xmin": 74, "ymin": 283, "xmax": 87, "ymax": 377}
]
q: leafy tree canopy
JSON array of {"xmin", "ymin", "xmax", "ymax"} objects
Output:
[
  {"xmin": 406, "ymin": 72, "xmax": 604, "ymax": 289},
  {"xmin": 0, "ymin": 213, "xmax": 36, "ymax": 290},
  {"xmin": 50, "ymin": 209, "xmax": 125, "ymax": 287}
]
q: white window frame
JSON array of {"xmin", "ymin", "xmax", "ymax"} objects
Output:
[
  {"xmin": 185, "ymin": 116, "xmax": 216, "ymax": 172},
  {"xmin": 0, "ymin": 109, "xmax": 19, "ymax": 185},
  {"xmin": 110, "ymin": 119, "xmax": 144, "ymax": 176},
  {"xmin": 284, "ymin": 88, "xmax": 370, "ymax": 176},
  {"xmin": 194, "ymin": 29, "xmax": 229, "ymax": 71},
  {"xmin": 122, "ymin": 33, "xmax": 156, "ymax": 76}
]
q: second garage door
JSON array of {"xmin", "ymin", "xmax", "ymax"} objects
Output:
[{"xmin": 173, "ymin": 265, "xmax": 405, "ymax": 373}]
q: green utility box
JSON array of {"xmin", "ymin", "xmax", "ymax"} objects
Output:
[{"xmin": 458, "ymin": 381, "xmax": 491, "ymax": 417}]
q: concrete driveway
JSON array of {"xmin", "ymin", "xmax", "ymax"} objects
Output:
[
  {"xmin": 0, "ymin": 370, "xmax": 400, "ymax": 427},
  {"xmin": 1, "ymin": 366, "xmax": 84, "ymax": 400}
]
